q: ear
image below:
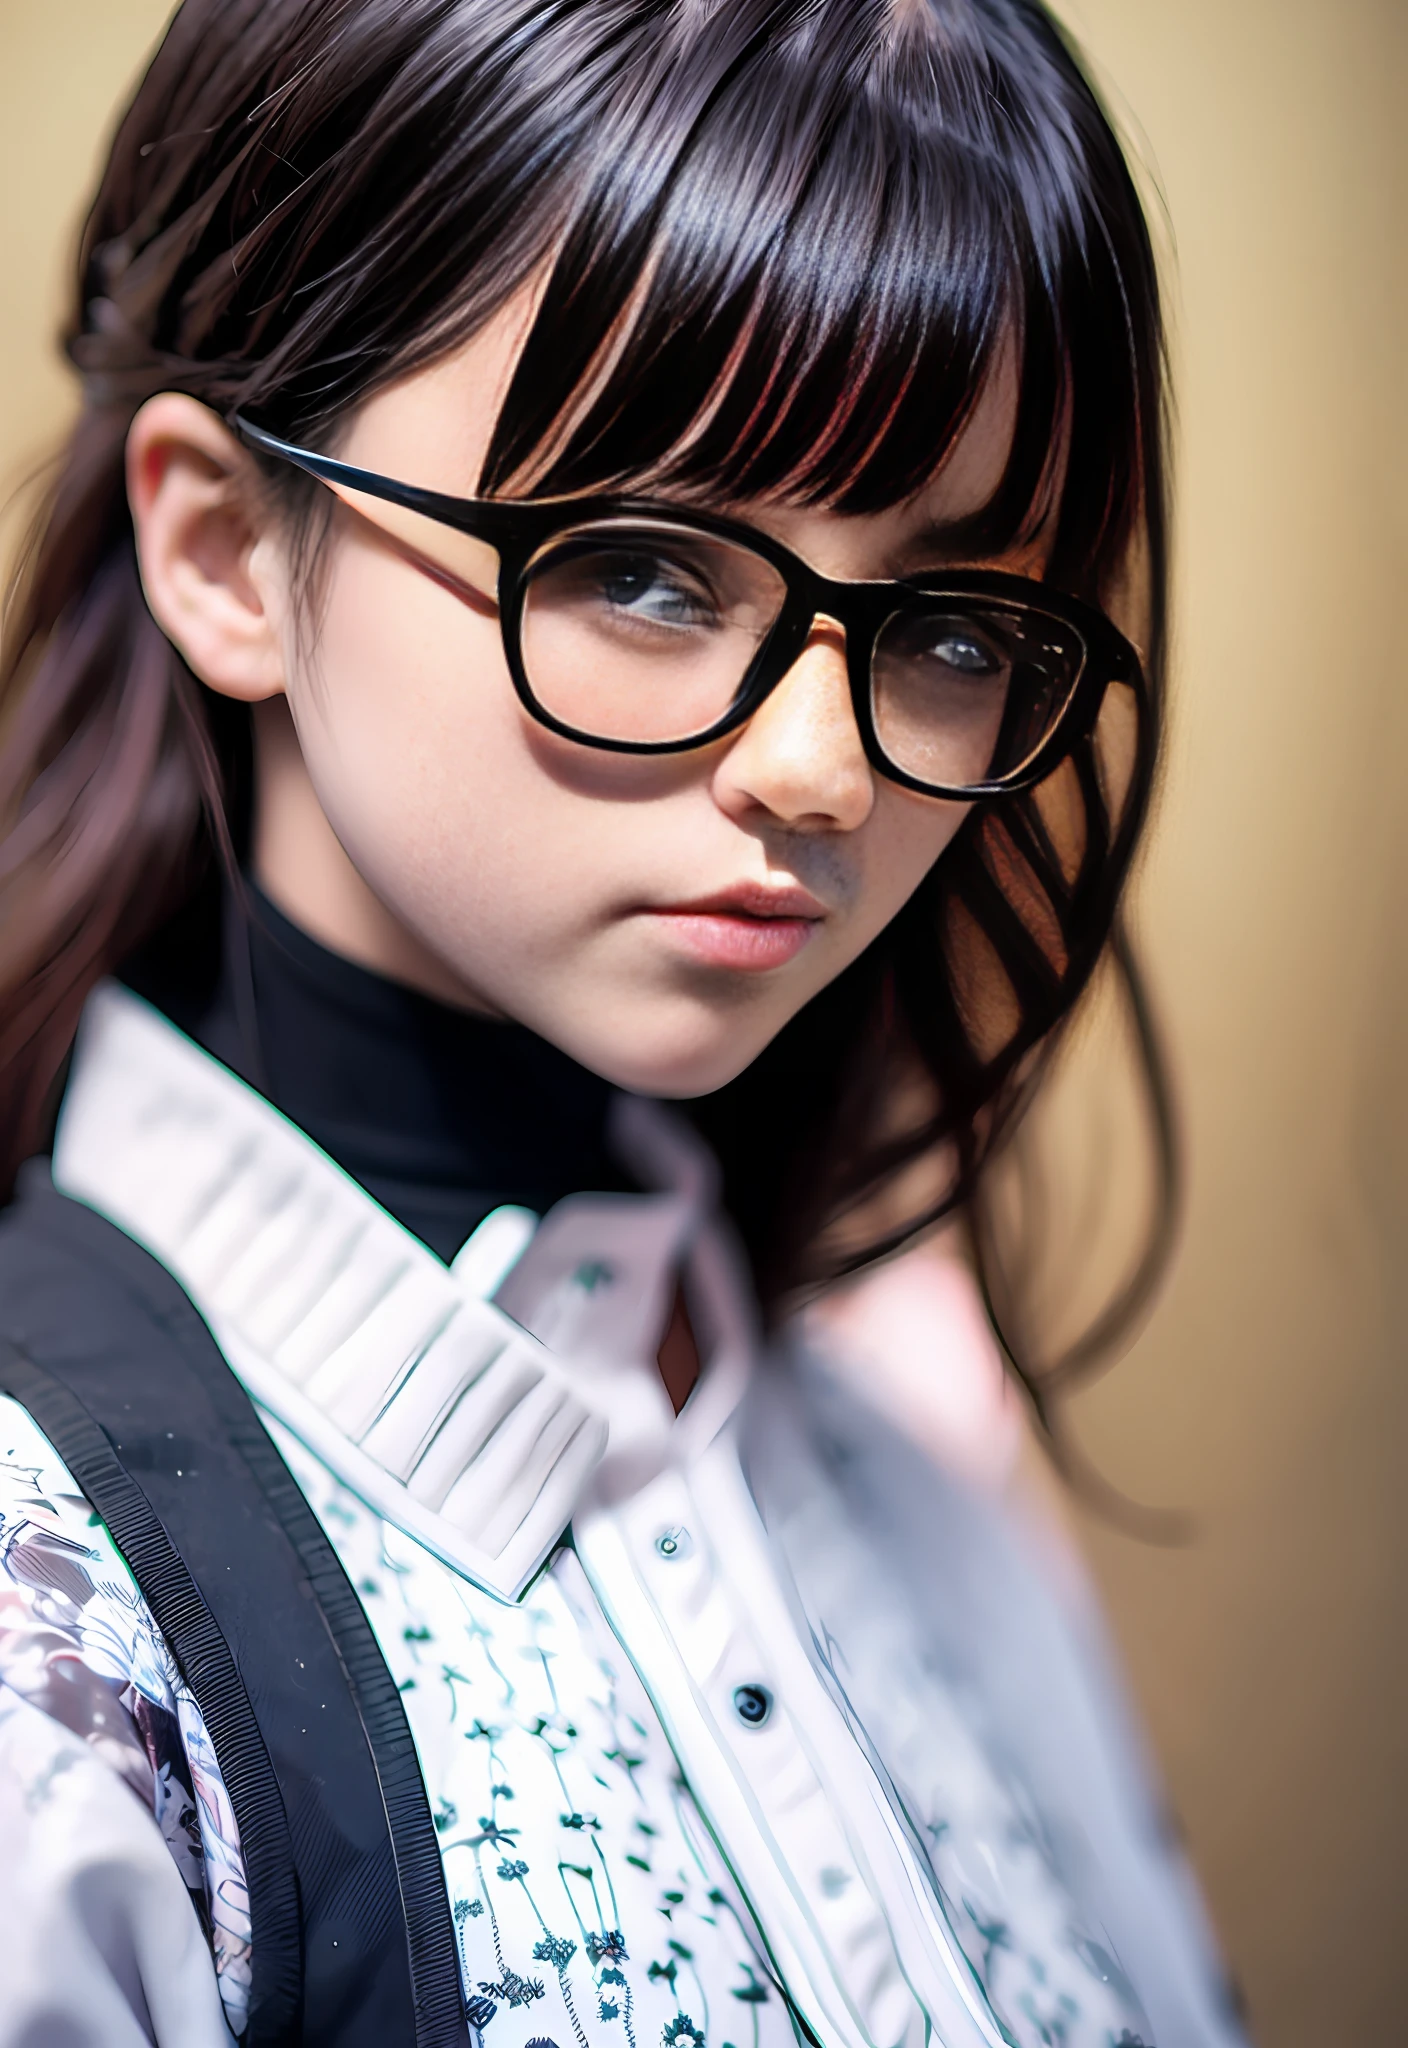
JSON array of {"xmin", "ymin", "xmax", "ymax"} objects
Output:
[{"xmin": 127, "ymin": 393, "xmax": 290, "ymax": 702}]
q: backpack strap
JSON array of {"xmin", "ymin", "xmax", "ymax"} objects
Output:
[{"xmin": 0, "ymin": 1163, "xmax": 467, "ymax": 2048}]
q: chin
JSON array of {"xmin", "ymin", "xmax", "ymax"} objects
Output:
[{"xmin": 564, "ymin": 1005, "xmax": 779, "ymax": 1102}]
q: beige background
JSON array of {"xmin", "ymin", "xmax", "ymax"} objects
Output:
[{"xmin": 2, "ymin": 2, "xmax": 1404, "ymax": 2041}]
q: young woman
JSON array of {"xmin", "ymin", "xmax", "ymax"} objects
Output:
[{"xmin": 0, "ymin": 3, "xmax": 1242, "ymax": 2045}]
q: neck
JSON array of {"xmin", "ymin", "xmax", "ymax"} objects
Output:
[
  {"xmin": 247, "ymin": 697, "xmax": 499, "ymax": 1012},
  {"xmin": 126, "ymin": 882, "xmax": 632, "ymax": 1263}
]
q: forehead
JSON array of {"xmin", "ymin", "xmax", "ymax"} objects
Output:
[
  {"xmin": 335, "ymin": 299, "xmax": 1048, "ymax": 593},
  {"xmin": 338, "ymin": 314, "xmax": 1043, "ymax": 589},
  {"xmin": 346, "ymin": 297, "xmax": 1026, "ymax": 526},
  {"xmin": 339, "ymin": 289, "xmax": 541, "ymax": 489},
  {"xmin": 746, "ymin": 369, "xmax": 1051, "ymax": 582},
  {"xmin": 910, "ymin": 342, "xmax": 1024, "ymax": 527}
]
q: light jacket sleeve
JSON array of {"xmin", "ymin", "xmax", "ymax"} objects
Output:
[{"xmin": 0, "ymin": 1682, "xmax": 235, "ymax": 2047}]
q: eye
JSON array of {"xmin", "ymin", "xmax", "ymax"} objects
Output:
[
  {"xmin": 593, "ymin": 550, "xmax": 717, "ymax": 629},
  {"xmin": 926, "ymin": 628, "xmax": 1002, "ymax": 675},
  {"xmin": 884, "ymin": 610, "xmax": 1010, "ymax": 679}
]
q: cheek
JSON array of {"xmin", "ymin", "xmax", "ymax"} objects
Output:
[
  {"xmin": 852, "ymin": 789, "xmax": 970, "ymax": 937},
  {"xmin": 288, "ymin": 539, "xmax": 572, "ymax": 941}
]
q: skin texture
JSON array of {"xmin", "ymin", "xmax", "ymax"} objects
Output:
[{"xmin": 126, "ymin": 293, "xmax": 1042, "ymax": 1100}]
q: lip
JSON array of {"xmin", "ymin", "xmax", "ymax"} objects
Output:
[
  {"xmin": 658, "ymin": 882, "xmax": 829, "ymax": 922},
  {"xmin": 642, "ymin": 881, "xmax": 828, "ymax": 973}
]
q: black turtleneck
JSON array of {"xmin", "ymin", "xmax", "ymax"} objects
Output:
[{"xmin": 154, "ymin": 887, "xmax": 632, "ymax": 1263}]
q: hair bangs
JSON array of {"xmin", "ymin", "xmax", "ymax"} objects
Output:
[{"xmin": 478, "ymin": 0, "xmax": 1130, "ymax": 587}]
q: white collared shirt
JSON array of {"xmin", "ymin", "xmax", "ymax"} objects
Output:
[{"xmin": 0, "ymin": 982, "xmax": 1246, "ymax": 2048}]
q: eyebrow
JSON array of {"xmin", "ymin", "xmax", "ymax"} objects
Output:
[{"xmin": 884, "ymin": 507, "xmax": 1026, "ymax": 576}]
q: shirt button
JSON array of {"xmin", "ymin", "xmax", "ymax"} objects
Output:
[
  {"xmin": 732, "ymin": 1683, "xmax": 773, "ymax": 1727},
  {"xmin": 655, "ymin": 1526, "xmax": 692, "ymax": 1560}
]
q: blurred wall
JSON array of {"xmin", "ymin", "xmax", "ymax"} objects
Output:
[
  {"xmin": 1051, "ymin": 6, "xmax": 1408, "ymax": 2045},
  {"xmin": 1, "ymin": 3, "xmax": 1404, "ymax": 2043}
]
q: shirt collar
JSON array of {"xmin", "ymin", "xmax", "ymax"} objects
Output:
[
  {"xmin": 53, "ymin": 981, "xmax": 754, "ymax": 1602},
  {"xmin": 154, "ymin": 881, "xmax": 632, "ymax": 1261}
]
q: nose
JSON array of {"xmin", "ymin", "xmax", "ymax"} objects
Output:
[{"xmin": 711, "ymin": 621, "xmax": 875, "ymax": 833}]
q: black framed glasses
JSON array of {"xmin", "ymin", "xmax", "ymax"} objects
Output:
[{"xmin": 235, "ymin": 415, "xmax": 1143, "ymax": 801}]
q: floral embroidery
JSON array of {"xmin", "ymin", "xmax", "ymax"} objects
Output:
[
  {"xmin": 0, "ymin": 1388, "xmax": 1160, "ymax": 2048},
  {"xmin": 587, "ymin": 1929, "xmax": 629, "ymax": 1964},
  {"xmin": 264, "ymin": 1414, "xmax": 798, "ymax": 2048},
  {"xmin": 482, "ymin": 1970, "xmax": 547, "ymax": 2008},
  {"xmin": 770, "ymin": 1459, "xmax": 1157, "ymax": 2048}
]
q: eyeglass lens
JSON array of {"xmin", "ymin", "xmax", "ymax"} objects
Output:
[
  {"xmin": 521, "ymin": 523, "xmax": 787, "ymax": 745},
  {"xmin": 870, "ymin": 604, "xmax": 1084, "ymax": 788},
  {"xmin": 518, "ymin": 518, "xmax": 1086, "ymax": 787}
]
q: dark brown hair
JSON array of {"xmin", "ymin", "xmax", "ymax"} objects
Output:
[{"xmin": 0, "ymin": 0, "xmax": 1172, "ymax": 1425}]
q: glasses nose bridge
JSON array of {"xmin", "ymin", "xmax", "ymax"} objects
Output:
[
  {"xmin": 814, "ymin": 561, "xmax": 904, "ymax": 667},
  {"xmin": 761, "ymin": 563, "xmax": 885, "ymax": 717},
  {"xmin": 802, "ymin": 603, "xmax": 849, "ymax": 647},
  {"xmin": 743, "ymin": 580, "xmax": 879, "ymax": 768}
]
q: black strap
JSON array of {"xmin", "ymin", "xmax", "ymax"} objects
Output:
[
  {"xmin": 0, "ymin": 1340, "xmax": 303, "ymax": 2033},
  {"xmin": 0, "ymin": 1166, "xmax": 467, "ymax": 2048}
]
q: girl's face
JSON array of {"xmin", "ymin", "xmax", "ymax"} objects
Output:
[{"xmin": 134, "ymin": 296, "xmax": 1045, "ymax": 1098}]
